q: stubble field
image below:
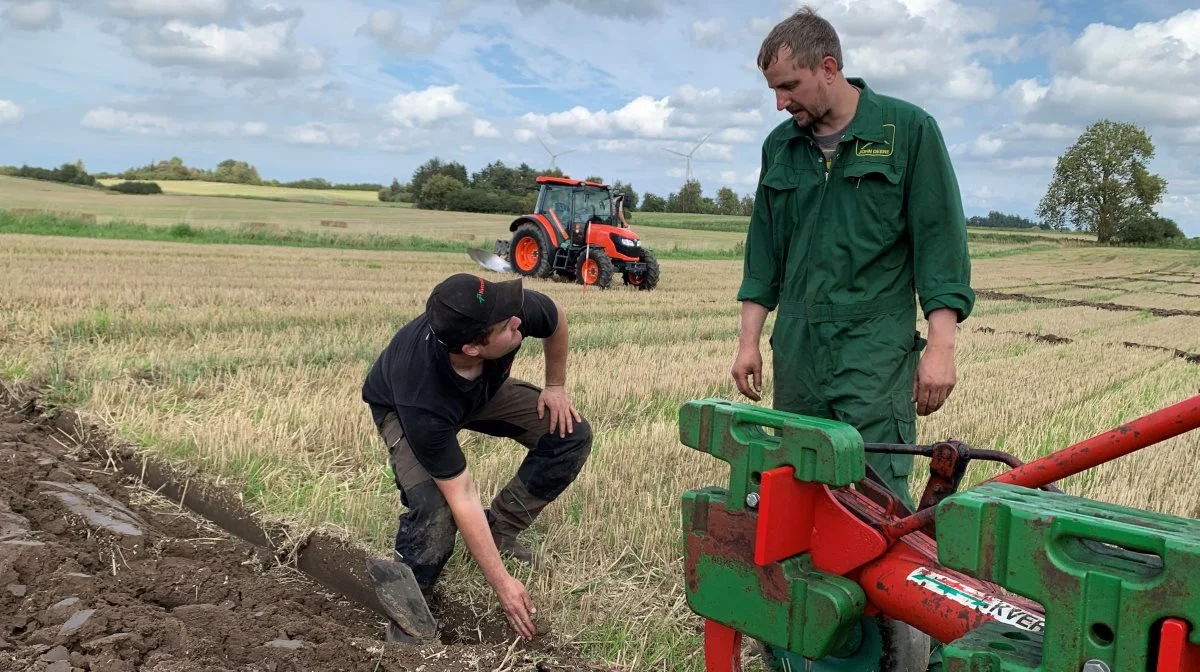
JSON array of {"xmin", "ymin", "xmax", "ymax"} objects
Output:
[{"xmin": 1, "ymin": 183, "xmax": 1199, "ymax": 670}]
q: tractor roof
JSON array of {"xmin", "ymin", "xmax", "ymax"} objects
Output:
[{"xmin": 536, "ymin": 176, "xmax": 608, "ymax": 188}]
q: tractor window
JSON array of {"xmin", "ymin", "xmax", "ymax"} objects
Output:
[
  {"xmin": 574, "ymin": 187, "xmax": 613, "ymax": 225},
  {"xmin": 538, "ymin": 185, "xmax": 573, "ymax": 229}
]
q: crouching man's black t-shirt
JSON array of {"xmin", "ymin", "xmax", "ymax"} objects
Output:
[{"xmin": 362, "ymin": 289, "xmax": 558, "ymax": 480}]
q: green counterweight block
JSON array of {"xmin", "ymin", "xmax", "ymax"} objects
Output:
[
  {"xmin": 678, "ymin": 398, "xmax": 867, "ymax": 507},
  {"xmin": 937, "ymin": 482, "xmax": 1200, "ymax": 671},
  {"xmin": 682, "ymin": 487, "xmax": 867, "ymax": 659}
]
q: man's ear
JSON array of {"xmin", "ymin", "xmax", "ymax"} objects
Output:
[
  {"xmin": 821, "ymin": 55, "xmax": 838, "ymax": 82},
  {"xmin": 460, "ymin": 343, "xmax": 482, "ymax": 358}
]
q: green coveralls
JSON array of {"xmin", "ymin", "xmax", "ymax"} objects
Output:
[{"xmin": 737, "ymin": 79, "xmax": 975, "ymax": 670}]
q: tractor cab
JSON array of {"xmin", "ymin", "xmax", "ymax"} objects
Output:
[{"xmin": 534, "ymin": 177, "xmax": 616, "ymax": 245}]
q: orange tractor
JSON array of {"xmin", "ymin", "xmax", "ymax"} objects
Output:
[{"xmin": 492, "ymin": 176, "xmax": 659, "ymax": 290}]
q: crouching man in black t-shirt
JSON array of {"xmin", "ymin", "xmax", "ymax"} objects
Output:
[{"xmin": 362, "ymin": 272, "xmax": 592, "ymax": 643}]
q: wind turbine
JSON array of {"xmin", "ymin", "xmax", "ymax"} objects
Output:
[
  {"xmin": 663, "ymin": 131, "xmax": 713, "ymax": 182},
  {"xmin": 538, "ymin": 137, "xmax": 575, "ymax": 171}
]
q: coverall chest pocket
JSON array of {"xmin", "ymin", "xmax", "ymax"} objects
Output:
[
  {"xmin": 842, "ymin": 162, "xmax": 905, "ymax": 240},
  {"xmin": 760, "ymin": 163, "xmax": 804, "ymax": 226}
]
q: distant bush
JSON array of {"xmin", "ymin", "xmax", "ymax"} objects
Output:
[
  {"xmin": 280, "ymin": 177, "xmax": 383, "ymax": 191},
  {"xmin": 378, "ymin": 178, "xmax": 413, "ymax": 203},
  {"xmin": 968, "ymin": 211, "xmax": 1042, "ymax": 229},
  {"xmin": 108, "ymin": 181, "xmax": 163, "ymax": 195},
  {"xmin": 1114, "ymin": 215, "xmax": 1186, "ymax": 245},
  {"xmin": 446, "ymin": 188, "xmax": 526, "ymax": 214}
]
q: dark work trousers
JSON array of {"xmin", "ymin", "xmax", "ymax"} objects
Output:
[{"xmin": 376, "ymin": 378, "xmax": 592, "ymax": 589}]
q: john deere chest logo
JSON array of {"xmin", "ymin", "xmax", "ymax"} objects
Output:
[
  {"xmin": 857, "ymin": 123, "xmax": 896, "ymax": 157},
  {"xmin": 477, "ymin": 277, "xmax": 486, "ymax": 303}
]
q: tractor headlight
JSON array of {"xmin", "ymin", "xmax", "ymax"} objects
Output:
[{"xmin": 617, "ymin": 237, "xmax": 639, "ymax": 247}]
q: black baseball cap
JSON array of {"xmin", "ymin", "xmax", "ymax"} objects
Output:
[{"xmin": 426, "ymin": 273, "xmax": 524, "ymax": 348}]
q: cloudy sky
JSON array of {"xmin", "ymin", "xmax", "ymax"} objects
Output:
[{"xmin": 1, "ymin": 0, "xmax": 1198, "ymax": 235}]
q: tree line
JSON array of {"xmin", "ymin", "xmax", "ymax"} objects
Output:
[
  {"xmin": 2, "ymin": 118, "xmax": 1190, "ymax": 246},
  {"xmin": 389, "ymin": 157, "xmax": 758, "ymax": 217},
  {"xmin": 103, "ymin": 157, "xmax": 384, "ymax": 191}
]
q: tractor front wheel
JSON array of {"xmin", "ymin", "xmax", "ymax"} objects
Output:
[
  {"xmin": 510, "ymin": 223, "xmax": 554, "ymax": 279},
  {"xmin": 623, "ymin": 251, "xmax": 660, "ymax": 290},
  {"xmin": 575, "ymin": 247, "xmax": 615, "ymax": 289}
]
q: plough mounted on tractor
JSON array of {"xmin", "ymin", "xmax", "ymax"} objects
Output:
[
  {"xmin": 679, "ymin": 392, "xmax": 1200, "ymax": 672},
  {"xmin": 485, "ymin": 176, "xmax": 659, "ymax": 290}
]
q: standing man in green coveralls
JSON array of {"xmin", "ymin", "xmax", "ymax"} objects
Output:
[{"xmin": 730, "ymin": 6, "xmax": 974, "ymax": 671}]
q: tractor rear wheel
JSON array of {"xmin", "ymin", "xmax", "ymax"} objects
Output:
[
  {"xmin": 510, "ymin": 223, "xmax": 553, "ymax": 279},
  {"xmin": 575, "ymin": 247, "xmax": 615, "ymax": 289},
  {"xmin": 623, "ymin": 251, "xmax": 660, "ymax": 290}
]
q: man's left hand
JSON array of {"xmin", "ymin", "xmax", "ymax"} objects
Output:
[
  {"xmin": 912, "ymin": 344, "xmax": 956, "ymax": 416},
  {"xmin": 538, "ymin": 385, "xmax": 582, "ymax": 438}
]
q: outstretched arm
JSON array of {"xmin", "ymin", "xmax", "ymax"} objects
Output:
[{"xmin": 433, "ymin": 470, "xmax": 537, "ymax": 639}]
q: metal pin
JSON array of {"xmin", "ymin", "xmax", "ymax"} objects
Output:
[{"xmin": 745, "ymin": 492, "xmax": 760, "ymax": 509}]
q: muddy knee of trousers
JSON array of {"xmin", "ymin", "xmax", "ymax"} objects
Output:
[
  {"xmin": 393, "ymin": 480, "xmax": 458, "ymax": 586},
  {"xmin": 518, "ymin": 418, "xmax": 593, "ymax": 502}
]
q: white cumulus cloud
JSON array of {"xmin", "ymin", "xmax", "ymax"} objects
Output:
[
  {"xmin": 82, "ymin": 107, "xmax": 176, "ymax": 134},
  {"xmin": 0, "ymin": 100, "xmax": 24, "ymax": 125},
  {"xmin": 1009, "ymin": 9, "xmax": 1200, "ymax": 126},
  {"xmin": 80, "ymin": 106, "xmax": 264, "ymax": 138},
  {"xmin": 2, "ymin": 0, "xmax": 62, "ymax": 31},
  {"xmin": 792, "ymin": 0, "xmax": 1000, "ymax": 103},
  {"xmin": 386, "ymin": 85, "xmax": 470, "ymax": 129},
  {"xmin": 472, "ymin": 119, "xmax": 501, "ymax": 138},
  {"xmin": 518, "ymin": 84, "xmax": 762, "ymax": 145},
  {"xmin": 125, "ymin": 15, "xmax": 325, "ymax": 78},
  {"xmin": 284, "ymin": 122, "xmax": 359, "ymax": 147}
]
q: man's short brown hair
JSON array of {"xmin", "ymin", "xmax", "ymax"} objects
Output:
[{"xmin": 757, "ymin": 6, "xmax": 843, "ymax": 72}]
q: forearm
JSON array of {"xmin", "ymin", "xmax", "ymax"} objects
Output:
[
  {"xmin": 738, "ymin": 300, "xmax": 771, "ymax": 349},
  {"xmin": 438, "ymin": 475, "xmax": 509, "ymax": 587},
  {"xmin": 543, "ymin": 305, "xmax": 568, "ymax": 387},
  {"xmin": 926, "ymin": 308, "xmax": 958, "ymax": 349}
]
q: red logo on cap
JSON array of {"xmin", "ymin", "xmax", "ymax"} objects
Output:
[{"xmin": 476, "ymin": 277, "xmax": 486, "ymax": 303}]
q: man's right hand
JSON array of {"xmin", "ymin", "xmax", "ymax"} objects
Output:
[
  {"xmin": 732, "ymin": 344, "xmax": 763, "ymax": 401},
  {"xmin": 432, "ymin": 470, "xmax": 538, "ymax": 641},
  {"xmin": 493, "ymin": 573, "xmax": 537, "ymax": 640}
]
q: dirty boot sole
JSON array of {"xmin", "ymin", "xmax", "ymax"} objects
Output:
[{"xmin": 365, "ymin": 556, "xmax": 438, "ymax": 641}]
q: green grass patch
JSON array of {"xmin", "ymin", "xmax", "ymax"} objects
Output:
[
  {"xmin": 971, "ymin": 243, "xmax": 1059, "ymax": 259},
  {"xmin": 1, "ymin": 210, "xmax": 471, "ymax": 253},
  {"xmin": 633, "ymin": 213, "xmax": 751, "ymax": 233}
]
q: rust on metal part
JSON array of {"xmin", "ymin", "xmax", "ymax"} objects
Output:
[{"xmin": 685, "ymin": 503, "xmax": 792, "ymax": 602}]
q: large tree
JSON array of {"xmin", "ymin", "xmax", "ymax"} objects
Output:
[
  {"xmin": 1037, "ymin": 120, "xmax": 1167, "ymax": 244},
  {"xmin": 716, "ymin": 186, "xmax": 740, "ymax": 216}
]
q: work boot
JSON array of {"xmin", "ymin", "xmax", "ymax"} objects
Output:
[
  {"xmin": 365, "ymin": 556, "xmax": 438, "ymax": 643},
  {"xmin": 487, "ymin": 477, "xmax": 550, "ymax": 565}
]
